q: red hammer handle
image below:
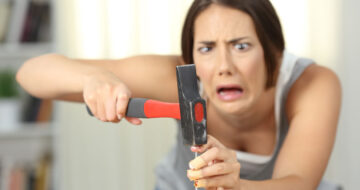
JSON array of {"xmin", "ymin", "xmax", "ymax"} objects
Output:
[
  {"xmin": 143, "ymin": 99, "xmax": 181, "ymax": 120},
  {"xmin": 86, "ymin": 98, "xmax": 181, "ymax": 120}
]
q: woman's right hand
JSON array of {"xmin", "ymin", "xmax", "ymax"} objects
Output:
[{"xmin": 83, "ymin": 69, "xmax": 142, "ymax": 125}]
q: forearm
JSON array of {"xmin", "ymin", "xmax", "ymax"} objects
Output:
[
  {"xmin": 16, "ymin": 54, "xmax": 103, "ymax": 101},
  {"xmin": 238, "ymin": 175, "xmax": 316, "ymax": 190}
]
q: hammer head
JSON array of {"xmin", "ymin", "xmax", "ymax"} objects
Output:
[{"xmin": 176, "ymin": 64, "xmax": 207, "ymax": 146}]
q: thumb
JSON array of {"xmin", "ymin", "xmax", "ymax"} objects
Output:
[{"xmin": 125, "ymin": 117, "xmax": 142, "ymax": 125}]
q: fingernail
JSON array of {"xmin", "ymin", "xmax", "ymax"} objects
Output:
[
  {"xmin": 191, "ymin": 145, "xmax": 203, "ymax": 153},
  {"xmin": 189, "ymin": 162, "xmax": 194, "ymax": 170},
  {"xmin": 190, "ymin": 146, "xmax": 198, "ymax": 151},
  {"xmin": 189, "ymin": 157, "xmax": 206, "ymax": 170},
  {"xmin": 134, "ymin": 119, "xmax": 141, "ymax": 125},
  {"xmin": 187, "ymin": 170, "xmax": 202, "ymax": 181},
  {"xmin": 117, "ymin": 114, "xmax": 122, "ymax": 120},
  {"xmin": 194, "ymin": 180, "xmax": 206, "ymax": 188}
]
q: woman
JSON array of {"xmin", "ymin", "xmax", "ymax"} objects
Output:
[{"xmin": 17, "ymin": 0, "xmax": 341, "ymax": 189}]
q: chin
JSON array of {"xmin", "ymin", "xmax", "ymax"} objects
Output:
[{"xmin": 213, "ymin": 98, "xmax": 252, "ymax": 115}]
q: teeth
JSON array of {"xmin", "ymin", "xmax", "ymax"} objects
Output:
[{"xmin": 218, "ymin": 88, "xmax": 243, "ymax": 95}]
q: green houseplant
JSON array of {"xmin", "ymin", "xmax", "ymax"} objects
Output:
[
  {"xmin": 0, "ymin": 70, "xmax": 19, "ymax": 98},
  {"xmin": 0, "ymin": 69, "xmax": 20, "ymax": 130}
]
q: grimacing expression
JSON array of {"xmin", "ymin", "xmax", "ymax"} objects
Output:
[{"xmin": 193, "ymin": 4, "xmax": 267, "ymax": 114}]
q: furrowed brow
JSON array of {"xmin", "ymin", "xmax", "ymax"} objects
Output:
[
  {"xmin": 227, "ymin": 37, "xmax": 249, "ymax": 44},
  {"xmin": 197, "ymin": 41, "xmax": 215, "ymax": 46}
]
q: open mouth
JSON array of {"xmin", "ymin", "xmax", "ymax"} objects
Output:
[{"xmin": 216, "ymin": 85, "xmax": 244, "ymax": 101}]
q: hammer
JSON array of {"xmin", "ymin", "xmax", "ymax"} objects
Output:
[{"xmin": 86, "ymin": 64, "xmax": 207, "ymax": 146}]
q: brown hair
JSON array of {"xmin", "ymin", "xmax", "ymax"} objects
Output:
[{"xmin": 181, "ymin": 0, "xmax": 285, "ymax": 87}]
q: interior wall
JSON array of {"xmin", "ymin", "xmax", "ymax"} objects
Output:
[
  {"xmin": 273, "ymin": 0, "xmax": 360, "ymax": 189},
  {"xmin": 327, "ymin": 0, "xmax": 360, "ymax": 189}
]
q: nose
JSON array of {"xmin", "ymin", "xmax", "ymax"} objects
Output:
[{"xmin": 217, "ymin": 48, "xmax": 235, "ymax": 76}]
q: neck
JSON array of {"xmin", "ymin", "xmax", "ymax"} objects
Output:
[
  {"xmin": 206, "ymin": 88, "xmax": 276, "ymax": 149},
  {"xmin": 209, "ymin": 87, "xmax": 275, "ymax": 131}
]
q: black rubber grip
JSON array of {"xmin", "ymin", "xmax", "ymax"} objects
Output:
[{"xmin": 86, "ymin": 98, "xmax": 148, "ymax": 118}]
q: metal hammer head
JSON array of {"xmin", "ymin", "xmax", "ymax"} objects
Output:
[{"xmin": 176, "ymin": 64, "xmax": 207, "ymax": 146}]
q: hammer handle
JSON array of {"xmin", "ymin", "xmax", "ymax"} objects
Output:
[{"xmin": 86, "ymin": 98, "xmax": 181, "ymax": 120}]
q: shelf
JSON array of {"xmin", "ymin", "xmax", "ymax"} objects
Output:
[
  {"xmin": 0, "ymin": 122, "xmax": 52, "ymax": 139},
  {"xmin": 0, "ymin": 42, "xmax": 53, "ymax": 69},
  {"xmin": 0, "ymin": 123, "xmax": 53, "ymax": 162},
  {"xmin": 0, "ymin": 42, "xmax": 53, "ymax": 59}
]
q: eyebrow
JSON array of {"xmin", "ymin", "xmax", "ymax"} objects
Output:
[
  {"xmin": 197, "ymin": 37, "xmax": 250, "ymax": 45},
  {"xmin": 227, "ymin": 37, "xmax": 250, "ymax": 43}
]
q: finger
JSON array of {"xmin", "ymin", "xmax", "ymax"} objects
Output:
[
  {"xmin": 217, "ymin": 187, "xmax": 224, "ymax": 190},
  {"xmin": 105, "ymin": 97, "xmax": 119, "ymax": 122},
  {"xmin": 86, "ymin": 102, "xmax": 97, "ymax": 118},
  {"xmin": 194, "ymin": 173, "xmax": 239, "ymax": 188},
  {"xmin": 189, "ymin": 147, "xmax": 229, "ymax": 170},
  {"xmin": 190, "ymin": 135, "xmax": 224, "ymax": 153},
  {"xmin": 84, "ymin": 93, "xmax": 97, "ymax": 116},
  {"xmin": 97, "ymin": 96, "xmax": 107, "ymax": 121},
  {"xmin": 187, "ymin": 162, "xmax": 237, "ymax": 181},
  {"xmin": 125, "ymin": 117, "xmax": 142, "ymax": 125},
  {"xmin": 206, "ymin": 188, "xmax": 217, "ymax": 190},
  {"xmin": 116, "ymin": 92, "xmax": 130, "ymax": 120},
  {"xmin": 208, "ymin": 159, "xmax": 222, "ymax": 166}
]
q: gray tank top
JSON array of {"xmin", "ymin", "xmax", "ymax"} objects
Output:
[{"xmin": 154, "ymin": 52, "xmax": 314, "ymax": 190}]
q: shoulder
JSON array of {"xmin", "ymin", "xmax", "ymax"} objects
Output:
[
  {"xmin": 286, "ymin": 63, "xmax": 342, "ymax": 122},
  {"xmin": 273, "ymin": 63, "xmax": 342, "ymax": 184}
]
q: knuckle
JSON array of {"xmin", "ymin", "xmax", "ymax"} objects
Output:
[
  {"xmin": 96, "ymin": 88, "xmax": 103, "ymax": 94},
  {"xmin": 103, "ymin": 83, "xmax": 112, "ymax": 91},
  {"xmin": 212, "ymin": 147, "xmax": 220, "ymax": 155},
  {"xmin": 234, "ymin": 162, "xmax": 241, "ymax": 170},
  {"xmin": 216, "ymin": 163, "xmax": 225, "ymax": 173},
  {"xmin": 230, "ymin": 150, "xmax": 237, "ymax": 158},
  {"xmin": 118, "ymin": 93, "xmax": 130, "ymax": 101},
  {"xmin": 85, "ymin": 93, "xmax": 96, "ymax": 102},
  {"xmin": 107, "ymin": 114, "xmax": 117, "ymax": 121}
]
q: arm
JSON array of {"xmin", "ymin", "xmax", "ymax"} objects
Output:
[
  {"xmin": 241, "ymin": 65, "xmax": 341, "ymax": 189},
  {"xmin": 16, "ymin": 54, "xmax": 181, "ymax": 102},
  {"xmin": 17, "ymin": 54, "xmax": 182, "ymax": 122},
  {"xmin": 187, "ymin": 65, "xmax": 341, "ymax": 190},
  {"xmin": 258, "ymin": 65, "xmax": 341, "ymax": 189}
]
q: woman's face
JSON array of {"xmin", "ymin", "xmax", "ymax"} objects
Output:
[{"xmin": 193, "ymin": 4, "xmax": 267, "ymax": 114}]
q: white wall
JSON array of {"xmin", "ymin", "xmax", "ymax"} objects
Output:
[
  {"xmin": 326, "ymin": 0, "xmax": 360, "ymax": 188},
  {"xmin": 273, "ymin": 1, "xmax": 360, "ymax": 189}
]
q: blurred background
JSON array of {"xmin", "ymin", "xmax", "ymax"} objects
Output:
[{"xmin": 0, "ymin": 0, "xmax": 359, "ymax": 189}]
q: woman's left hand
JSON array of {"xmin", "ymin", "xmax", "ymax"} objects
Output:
[{"xmin": 187, "ymin": 135, "xmax": 241, "ymax": 190}]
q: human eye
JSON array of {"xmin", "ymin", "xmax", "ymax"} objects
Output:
[
  {"xmin": 197, "ymin": 46, "xmax": 212, "ymax": 54},
  {"xmin": 234, "ymin": 43, "xmax": 250, "ymax": 51}
]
